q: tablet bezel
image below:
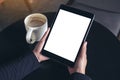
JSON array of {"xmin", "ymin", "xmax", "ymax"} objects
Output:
[{"xmin": 42, "ymin": 5, "xmax": 95, "ymax": 67}]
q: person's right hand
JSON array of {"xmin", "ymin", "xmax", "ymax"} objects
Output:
[{"xmin": 68, "ymin": 42, "xmax": 87, "ymax": 74}]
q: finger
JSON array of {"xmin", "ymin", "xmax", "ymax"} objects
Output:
[
  {"xmin": 41, "ymin": 27, "xmax": 50, "ymax": 42},
  {"xmin": 34, "ymin": 28, "xmax": 50, "ymax": 53},
  {"xmin": 68, "ymin": 66, "xmax": 75, "ymax": 74},
  {"xmin": 39, "ymin": 53, "xmax": 49, "ymax": 61}
]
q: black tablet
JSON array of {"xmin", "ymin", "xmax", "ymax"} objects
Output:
[{"xmin": 42, "ymin": 5, "xmax": 95, "ymax": 67}]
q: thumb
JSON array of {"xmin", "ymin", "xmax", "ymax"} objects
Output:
[
  {"xmin": 77, "ymin": 42, "xmax": 87, "ymax": 60},
  {"xmin": 33, "ymin": 28, "xmax": 50, "ymax": 53}
]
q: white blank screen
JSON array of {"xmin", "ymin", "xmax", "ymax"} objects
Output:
[{"xmin": 44, "ymin": 9, "xmax": 91, "ymax": 62}]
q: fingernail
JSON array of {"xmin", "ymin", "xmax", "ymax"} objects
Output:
[{"xmin": 85, "ymin": 41, "xmax": 87, "ymax": 45}]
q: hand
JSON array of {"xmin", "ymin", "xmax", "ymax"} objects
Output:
[
  {"xmin": 68, "ymin": 42, "xmax": 87, "ymax": 74},
  {"xmin": 33, "ymin": 28, "xmax": 50, "ymax": 62}
]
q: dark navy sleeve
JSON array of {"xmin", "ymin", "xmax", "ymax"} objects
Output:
[
  {"xmin": 70, "ymin": 72, "xmax": 92, "ymax": 80},
  {"xmin": 0, "ymin": 51, "xmax": 40, "ymax": 80}
]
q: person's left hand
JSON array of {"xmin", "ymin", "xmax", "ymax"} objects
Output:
[{"xmin": 33, "ymin": 28, "xmax": 50, "ymax": 62}]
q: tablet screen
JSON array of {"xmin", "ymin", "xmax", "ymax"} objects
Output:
[{"xmin": 43, "ymin": 9, "xmax": 91, "ymax": 62}]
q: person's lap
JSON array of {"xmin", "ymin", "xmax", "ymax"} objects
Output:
[{"xmin": 23, "ymin": 59, "xmax": 70, "ymax": 80}]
